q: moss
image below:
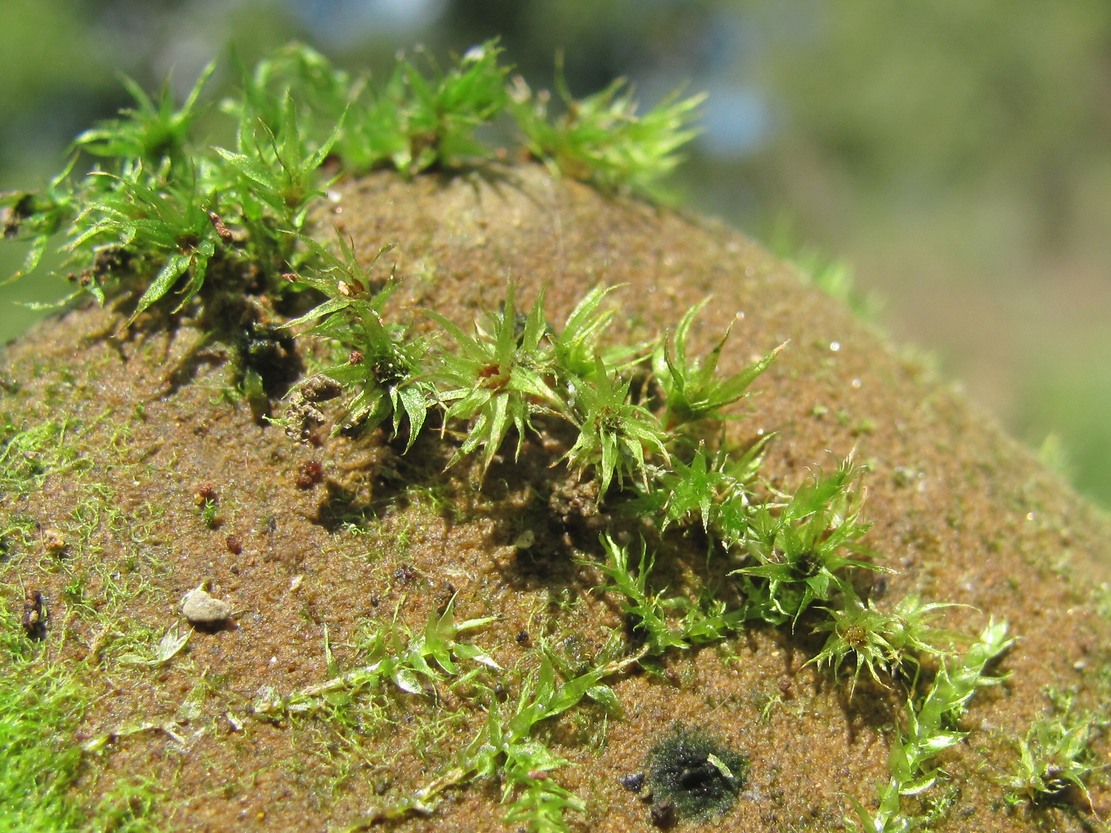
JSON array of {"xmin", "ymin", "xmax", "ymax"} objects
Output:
[
  {"xmin": 0, "ymin": 600, "xmax": 166, "ymax": 832},
  {"xmin": 0, "ymin": 152, "xmax": 1107, "ymax": 832},
  {"xmin": 1, "ymin": 41, "xmax": 1110, "ymax": 833},
  {"xmin": 0, "ymin": 619, "xmax": 88, "ymax": 830}
]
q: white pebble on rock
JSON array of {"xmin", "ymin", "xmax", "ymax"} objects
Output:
[{"xmin": 181, "ymin": 584, "xmax": 232, "ymax": 625}]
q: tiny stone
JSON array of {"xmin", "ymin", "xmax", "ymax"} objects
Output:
[
  {"xmin": 619, "ymin": 772, "xmax": 645, "ymax": 793},
  {"xmin": 650, "ymin": 800, "xmax": 675, "ymax": 828},
  {"xmin": 181, "ymin": 584, "xmax": 232, "ymax": 625},
  {"xmin": 42, "ymin": 528, "xmax": 66, "ymax": 553}
]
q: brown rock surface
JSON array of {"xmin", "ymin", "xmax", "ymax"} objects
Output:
[{"xmin": 2, "ymin": 164, "xmax": 1109, "ymax": 831}]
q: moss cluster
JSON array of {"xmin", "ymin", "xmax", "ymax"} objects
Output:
[
  {"xmin": 1, "ymin": 42, "xmax": 1109, "ymax": 833},
  {"xmin": 0, "ymin": 41, "xmax": 701, "ymax": 331}
]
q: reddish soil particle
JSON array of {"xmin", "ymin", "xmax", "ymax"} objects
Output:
[{"xmin": 1, "ymin": 163, "xmax": 1109, "ymax": 832}]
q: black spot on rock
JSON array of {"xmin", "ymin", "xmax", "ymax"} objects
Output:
[
  {"xmin": 619, "ymin": 772, "xmax": 645, "ymax": 793},
  {"xmin": 644, "ymin": 723, "xmax": 747, "ymax": 823}
]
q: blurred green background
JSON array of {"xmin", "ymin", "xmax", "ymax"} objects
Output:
[{"xmin": 2, "ymin": 0, "xmax": 1109, "ymax": 507}]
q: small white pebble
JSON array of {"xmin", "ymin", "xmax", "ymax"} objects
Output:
[
  {"xmin": 181, "ymin": 584, "xmax": 232, "ymax": 625},
  {"xmin": 42, "ymin": 528, "xmax": 67, "ymax": 553}
]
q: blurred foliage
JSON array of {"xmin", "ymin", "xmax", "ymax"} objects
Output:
[
  {"xmin": 0, "ymin": 0, "xmax": 111, "ymax": 175},
  {"xmin": 1, "ymin": 0, "xmax": 1110, "ymax": 508}
]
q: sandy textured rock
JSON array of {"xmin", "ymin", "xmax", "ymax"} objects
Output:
[{"xmin": 1, "ymin": 164, "xmax": 1108, "ymax": 832}]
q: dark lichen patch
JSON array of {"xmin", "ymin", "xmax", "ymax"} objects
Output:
[{"xmin": 644, "ymin": 723, "xmax": 748, "ymax": 825}]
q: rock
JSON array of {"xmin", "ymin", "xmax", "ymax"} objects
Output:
[
  {"xmin": 42, "ymin": 528, "xmax": 66, "ymax": 553},
  {"xmin": 180, "ymin": 584, "xmax": 232, "ymax": 625},
  {"xmin": 5, "ymin": 164, "xmax": 1111, "ymax": 832}
]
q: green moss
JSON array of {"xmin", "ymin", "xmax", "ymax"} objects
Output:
[
  {"xmin": 0, "ymin": 416, "xmax": 90, "ymax": 496},
  {"xmin": 2, "ymin": 41, "xmax": 703, "ymax": 329},
  {"xmin": 0, "ymin": 601, "xmax": 165, "ymax": 832},
  {"xmin": 0, "ymin": 630, "xmax": 87, "ymax": 830},
  {"xmin": 849, "ymin": 620, "xmax": 1013, "ymax": 832},
  {"xmin": 0, "ymin": 42, "xmax": 1059, "ymax": 833}
]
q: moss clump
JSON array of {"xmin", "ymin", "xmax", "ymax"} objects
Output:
[
  {"xmin": 644, "ymin": 723, "xmax": 748, "ymax": 825},
  {"xmin": 2, "ymin": 39, "xmax": 1111, "ymax": 833},
  {"xmin": 0, "ymin": 40, "xmax": 703, "ymax": 332}
]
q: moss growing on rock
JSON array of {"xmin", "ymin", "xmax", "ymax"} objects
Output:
[{"xmin": 1, "ymin": 44, "xmax": 1110, "ymax": 833}]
